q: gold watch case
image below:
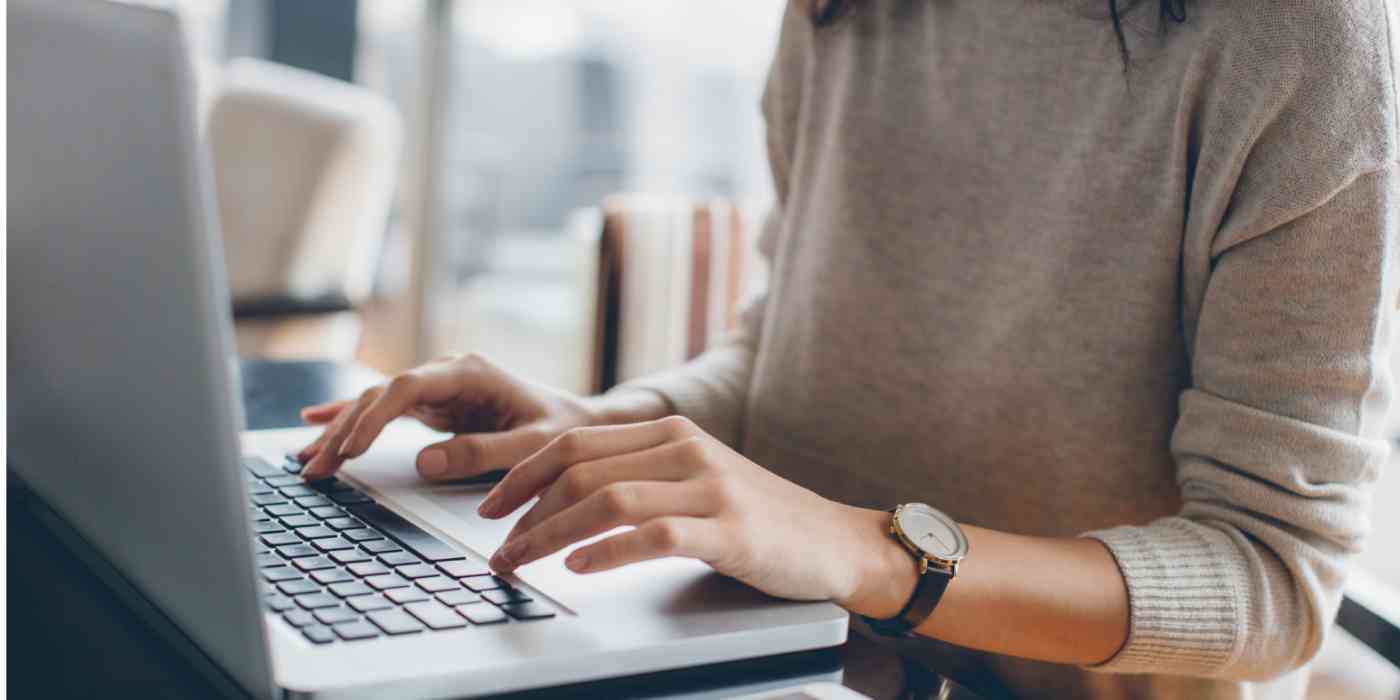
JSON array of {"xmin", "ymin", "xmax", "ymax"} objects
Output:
[{"xmin": 890, "ymin": 503, "xmax": 968, "ymax": 577}]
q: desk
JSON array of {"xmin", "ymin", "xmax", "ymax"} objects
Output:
[{"xmin": 8, "ymin": 360, "xmax": 985, "ymax": 700}]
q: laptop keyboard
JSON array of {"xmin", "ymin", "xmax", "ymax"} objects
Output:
[{"xmin": 244, "ymin": 456, "xmax": 555, "ymax": 645}]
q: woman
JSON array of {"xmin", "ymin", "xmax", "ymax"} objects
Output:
[{"xmin": 297, "ymin": 2, "xmax": 1397, "ymax": 697}]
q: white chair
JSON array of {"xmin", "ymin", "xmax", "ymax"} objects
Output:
[{"xmin": 207, "ymin": 58, "xmax": 402, "ymax": 359}]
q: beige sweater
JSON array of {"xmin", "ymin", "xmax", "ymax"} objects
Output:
[{"xmin": 623, "ymin": 2, "xmax": 1399, "ymax": 698}]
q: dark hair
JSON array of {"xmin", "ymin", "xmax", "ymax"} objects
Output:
[{"xmin": 809, "ymin": 0, "xmax": 1188, "ymax": 70}]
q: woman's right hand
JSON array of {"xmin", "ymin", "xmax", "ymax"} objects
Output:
[{"xmin": 295, "ymin": 353, "xmax": 665, "ymax": 482}]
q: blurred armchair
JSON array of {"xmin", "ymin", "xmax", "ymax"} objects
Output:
[{"xmin": 207, "ymin": 58, "xmax": 402, "ymax": 360}]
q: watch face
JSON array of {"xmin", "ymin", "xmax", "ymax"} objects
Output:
[{"xmin": 895, "ymin": 503, "xmax": 968, "ymax": 561}]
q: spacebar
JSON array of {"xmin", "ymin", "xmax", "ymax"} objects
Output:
[{"xmin": 346, "ymin": 503, "xmax": 465, "ymax": 562}]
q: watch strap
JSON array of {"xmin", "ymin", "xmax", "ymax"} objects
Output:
[{"xmin": 862, "ymin": 565, "xmax": 952, "ymax": 637}]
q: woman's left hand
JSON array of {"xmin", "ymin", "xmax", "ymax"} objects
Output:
[{"xmin": 478, "ymin": 415, "xmax": 898, "ymax": 607}]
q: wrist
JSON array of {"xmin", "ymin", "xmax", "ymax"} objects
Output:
[
  {"xmin": 834, "ymin": 506, "xmax": 921, "ymax": 620},
  {"xmin": 581, "ymin": 389, "xmax": 672, "ymax": 427}
]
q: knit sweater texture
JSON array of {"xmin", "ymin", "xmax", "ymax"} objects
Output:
[{"xmin": 622, "ymin": 1, "xmax": 1399, "ymax": 698}]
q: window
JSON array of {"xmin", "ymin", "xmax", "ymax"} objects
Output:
[{"xmin": 208, "ymin": 1, "xmax": 784, "ymax": 390}]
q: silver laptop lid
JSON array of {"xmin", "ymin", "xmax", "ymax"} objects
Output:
[{"xmin": 9, "ymin": 1, "xmax": 273, "ymax": 696}]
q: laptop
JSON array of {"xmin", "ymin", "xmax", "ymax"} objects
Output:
[{"xmin": 6, "ymin": 2, "xmax": 848, "ymax": 698}]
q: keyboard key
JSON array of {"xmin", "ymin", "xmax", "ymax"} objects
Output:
[
  {"xmin": 312, "ymin": 537, "xmax": 356, "ymax": 552},
  {"xmin": 405, "ymin": 601, "xmax": 468, "ymax": 630},
  {"xmin": 347, "ymin": 503, "xmax": 465, "ymax": 562},
  {"xmin": 277, "ymin": 579, "xmax": 321, "ymax": 596},
  {"xmin": 348, "ymin": 562, "xmax": 390, "ymax": 577},
  {"xmin": 416, "ymin": 577, "xmax": 459, "ymax": 594},
  {"xmin": 386, "ymin": 587, "xmax": 429, "ymax": 604},
  {"xmin": 251, "ymin": 493, "xmax": 288, "ymax": 506},
  {"xmin": 280, "ymin": 515, "xmax": 319, "ymax": 529},
  {"xmin": 264, "ymin": 504, "xmax": 303, "ymax": 518},
  {"xmin": 483, "ymin": 588, "xmax": 533, "ymax": 606},
  {"xmin": 500, "ymin": 602, "xmax": 556, "ymax": 620},
  {"xmin": 333, "ymin": 620, "xmax": 380, "ymax": 641},
  {"xmin": 309, "ymin": 506, "xmax": 343, "ymax": 519},
  {"xmin": 280, "ymin": 485, "xmax": 317, "ymax": 498},
  {"xmin": 265, "ymin": 475, "xmax": 302, "ymax": 488},
  {"xmin": 379, "ymin": 552, "xmax": 420, "ymax": 567},
  {"xmin": 325, "ymin": 516, "xmax": 365, "ymax": 531},
  {"xmin": 436, "ymin": 590, "xmax": 481, "ymax": 606},
  {"xmin": 361, "ymin": 540, "xmax": 401, "ymax": 554},
  {"xmin": 261, "ymin": 532, "xmax": 301, "ymax": 547},
  {"xmin": 331, "ymin": 549, "xmax": 371, "ymax": 565},
  {"xmin": 461, "ymin": 575, "xmax": 509, "ymax": 592},
  {"xmin": 244, "ymin": 457, "xmax": 283, "ymax": 478},
  {"xmin": 365, "ymin": 574, "xmax": 411, "ymax": 591},
  {"xmin": 329, "ymin": 581, "xmax": 374, "ymax": 598},
  {"xmin": 255, "ymin": 545, "xmax": 272, "ymax": 555},
  {"xmin": 311, "ymin": 568, "xmax": 355, "ymax": 585},
  {"xmin": 262, "ymin": 567, "xmax": 301, "ymax": 582},
  {"xmin": 342, "ymin": 528, "xmax": 382, "ymax": 543},
  {"xmin": 367, "ymin": 610, "xmax": 424, "ymax": 635},
  {"xmin": 456, "ymin": 603, "xmax": 507, "ymax": 625},
  {"xmin": 438, "ymin": 560, "xmax": 491, "ymax": 578},
  {"xmin": 254, "ymin": 521, "xmax": 285, "ymax": 535},
  {"xmin": 348, "ymin": 595, "xmax": 395, "ymax": 613},
  {"xmin": 396, "ymin": 564, "xmax": 438, "ymax": 579},
  {"xmin": 297, "ymin": 526, "xmax": 337, "ymax": 540},
  {"xmin": 292, "ymin": 556, "xmax": 336, "ymax": 572},
  {"xmin": 330, "ymin": 491, "xmax": 372, "ymax": 505},
  {"xmin": 282, "ymin": 609, "xmax": 316, "ymax": 627},
  {"xmin": 302, "ymin": 625, "xmax": 336, "ymax": 644},
  {"xmin": 295, "ymin": 593, "xmax": 341, "ymax": 610},
  {"xmin": 277, "ymin": 544, "xmax": 319, "ymax": 559},
  {"xmin": 295, "ymin": 495, "xmax": 333, "ymax": 509},
  {"xmin": 309, "ymin": 477, "xmax": 350, "ymax": 494},
  {"xmin": 247, "ymin": 482, "xmax": 273, "ymax": 495},
  {"xmin": 313, "ymin": 607, "xmax": 359, "ymax": 626},
  {"xmin": 255, "ymin": 553, "xmax": 283, "ymax": 568},
  {"xmin": 264, "ymin": 594, "xmax": 295, "ymax": 612}
]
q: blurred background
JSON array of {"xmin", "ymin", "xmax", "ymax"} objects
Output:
[{"xmin": 184, "ymin": 0, "xmax": 781, "ymax": 390}]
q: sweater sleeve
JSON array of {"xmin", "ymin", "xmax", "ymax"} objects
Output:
[
  {"xmin": 1083, "ymin": 164, "xmax": 1397, "ymax": 679},
  {"xmin": 609, "ymin": 206, "xmax": 779, "ymax": 447}
]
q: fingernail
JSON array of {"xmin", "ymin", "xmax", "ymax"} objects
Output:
[
  {"xmin": 494, "ymin": 539, "xmax": 527, "ymax": 567},
  {"xmin": 478, "ymin": 493, "xmax": 501, "ymax": 518},
  {"xmin": 565, "ymin": 550, "xmax": 589, "ymax": 572},
  {"xmin": 337, "ymin": 439, "xmax": 355, "ymax": 458},
  {"xmin": 418, "ymin": 449, "xmax": 447, "ymax": 478}
]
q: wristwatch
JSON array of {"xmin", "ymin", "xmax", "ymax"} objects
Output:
[{"xmin": 862, "ymin": 503, "xmax": 968, "ymax": 637}]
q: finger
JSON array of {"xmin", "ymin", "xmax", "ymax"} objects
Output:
[
  {"xmin": 480, "ymin": 415, "xmax": 699, "ymax": 519},
  {"xmin": 565, "ymin": 517, "xmax": 720, "ymax": 574},
  {"xmin": 302, "ymin": 390, "xmax": 379, "ymax": 480},
  {"xmin": 415, "ymin": 428, "xmax": 550, "ymax": 482},
  {"xmin": 339, "ymin": 359, "xmax": 501, "ymax": 459},
  {"xmin": 300, "ymin": 400, "xmax": 353, "ymax": 425},
  {"xmin": 490, "ymin": 482, "xmax": 711, "ymax": 572},
  {"xmin": 500, "ymin": 442, "xmax": 699, "ymax": 538},
  {"xmin": 296, "ymin": 409, "xmax": 348, "ymax": 463}
]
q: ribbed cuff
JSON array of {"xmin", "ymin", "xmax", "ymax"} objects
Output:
[{"xmin": 1082, "ymin": 518, "xmax": 1251, "ymax": 676}]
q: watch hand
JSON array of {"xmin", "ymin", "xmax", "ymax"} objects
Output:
[{"xmin": 925, "ymin": 530, "xmax": 953, "ymax": 553}]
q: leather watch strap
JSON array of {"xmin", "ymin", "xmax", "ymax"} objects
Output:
[{"xmin": 862, "ymin": 567, "xmax": 952, "ymax": 637}]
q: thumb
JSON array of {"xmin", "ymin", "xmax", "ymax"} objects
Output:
[{"xmin": 416, "ymin": 429, "xmax": 549, "ymax": 482}]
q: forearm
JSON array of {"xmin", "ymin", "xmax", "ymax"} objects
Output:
[{"xmin": 839, "ymin": 507, "xmax": 1129, "ymax": 666}]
